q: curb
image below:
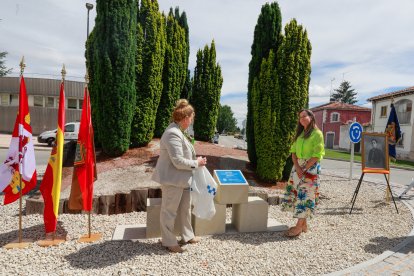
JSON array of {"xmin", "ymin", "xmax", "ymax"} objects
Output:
[{"xmin": 323, "ymin": 172, "xmax": 414, "ymax": 276}]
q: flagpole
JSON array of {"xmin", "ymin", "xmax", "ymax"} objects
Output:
[{"xmin": 18, "ymin": 57, "xmax": 26, "ymax": 244}]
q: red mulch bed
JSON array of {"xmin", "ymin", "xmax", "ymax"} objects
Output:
[{"xmin": 61, "ymin": 139, "xmax": 286, "ymax": 191}]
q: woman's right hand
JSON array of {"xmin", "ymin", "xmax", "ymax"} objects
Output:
[
  {"xmin": 197, "ymin": 156, "xmax": 207, "ymax": 167},
  {"xmin": 295, "ymin": 164, "xmax": 303, "ymax": 179}
]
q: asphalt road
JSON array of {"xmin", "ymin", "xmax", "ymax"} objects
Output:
[
  {"xmin": 218, "ymin": 135, "xmax": 247, "ymax": 150},
  {"xmin": 0, "ymin": 148, "xmax": 51, "ymax": 167},
  {"xmin": 217, "ymin": 135, "xmax": 413, "ymax": 188}
]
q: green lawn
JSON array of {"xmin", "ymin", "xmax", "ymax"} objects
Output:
[{"xmin": 324, "ymin": 149, "xmax": 414, "ymax": 170}]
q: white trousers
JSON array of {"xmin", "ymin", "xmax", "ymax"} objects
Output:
[{"xmin": 160, "ymin": 185, "xmax": 194, "ymax": 247}]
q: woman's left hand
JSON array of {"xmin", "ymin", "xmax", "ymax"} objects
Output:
[{"xmin": 197, "ymin": 156, "xmax": 207, "ymax": 167}]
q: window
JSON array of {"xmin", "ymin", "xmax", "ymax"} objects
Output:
[
  {"xmin": 65, "ymin": 124, "xmax": 75, "ymax": 132},
  {"xmin": 380, "ymin": 106, "xmax": 387, "ymax": 117},
  {"xmin": 46, "ymin": 97, "xmax": 55, "ymax": 108},
  {"xmin": 78, "ymin": 99, "xmax": 83, "ymax": 110},
  {"xmin": 10, "ymin": 94, "xmax": 18, "ymax": 106},
  {"xmin": 397, "ymin": 133, "xmax": 404, "ymax": 147},
  {"xmin": 394, "ymin": 99, "xmax": 412, "ymax": 124},
  {"xmin": 68, "ymin": 98, "xmax": 77, "ymax": 109},
  {"xmin": 34, "ymin": 96, "xmax": 44, "ymax": 107},
  {"xmin": 1, "ymin": 94, "xmax": 9, "ymax": 105},
  {"xmin": 331, "ymin": 112, "xmax": 340, "ymax": 122}
]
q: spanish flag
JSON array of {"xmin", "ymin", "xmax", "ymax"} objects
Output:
[
  {"xmin": 39, "ymin": 82, "xmax": 65, "ymax": 233},
  {"xmin": 0, "ymin": 76, "xmax": 37, "ymax": 204},
  {"xmin": 68, "ymin": 86, "xmax": 97, "ymax": 211}
]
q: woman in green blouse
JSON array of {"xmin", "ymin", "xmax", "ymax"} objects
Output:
[{"xmin": 281, "ymin": 109, "xmax": 325, "ymax": 237}]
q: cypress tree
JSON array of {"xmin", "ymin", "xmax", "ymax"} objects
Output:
[
  {"xmin": 154, "ymin": 12, "xmax": 187, "ymax": 137},
  {"xmin": 131, "ymin": 0, "xmax": 166, "ymax": 147},
  {"xmin": 173, "ymin": 7, "xmax": 191, "ymax": 100},
  {"xmin": 252, "ymin": 51, "xmax": 282, "ymax": 181},
  {"xmin": 86, "ymin": 0, "xmax": 137, "ymax": 156},
  {"xmin": 247, "ymin": 2, "xmax": 283, "ymax": 167},
  {"xmin": 278, "ymin": 19, "xmax": 312, "ymax": 178},
  {"xmin": 192, "ymin": 41, "xmax": 223, "ymax": 141}
]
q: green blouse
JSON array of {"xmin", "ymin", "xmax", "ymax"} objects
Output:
[{"xmin": 290, "ymin": 128, "xmax": 325, "ymax": 160}]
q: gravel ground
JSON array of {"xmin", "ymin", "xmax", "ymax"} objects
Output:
[{"xmin": 0, "ymin": 172, "xmax": 412, "ymax": 276}]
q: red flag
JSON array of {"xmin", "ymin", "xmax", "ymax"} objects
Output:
[
  {"xmin": 39, "ymin": 82, "xmax": 65, "ymax": 233},
  {"xmin": 0, "ymin": 76, "xmax": 37, "ymax": 204},
  {"xmin": 68, "ymin": 86, "xmax": 97, "ymax": 211}
]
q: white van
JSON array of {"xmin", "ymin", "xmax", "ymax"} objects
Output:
[{"xmin": 37, "ymin": 122, "xmax": 80, "ymax": 146}]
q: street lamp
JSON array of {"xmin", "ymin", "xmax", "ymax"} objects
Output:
[{"xmin": 86, "ymin": 3, "xmax": 94, "ymax": 38}]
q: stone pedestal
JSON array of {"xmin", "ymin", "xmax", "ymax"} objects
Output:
[
  {"xmin": 214, "ymin": 170, "xmax": 248, "ymax": 204},
  {"xmin": 192, "ymin": 203, "xmax": 226, "ymax": 236},
  {"xmin": 232, "ymin": 196, "xmax": 268, "ymax": 232},
  {"xmin": 146, "ymin": 198, "xmax": 181, "ymax": 238}
]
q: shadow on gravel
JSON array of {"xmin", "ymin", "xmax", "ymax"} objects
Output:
[
  {"xmin": 364, "ymin": 236, "xmax": 413, "ymax": 254},
  {"xmin": 210, "ymin": 232, "xmax": 293, "ymax": 245},
  {"xmin": 65, "ymin": 240, "xmax": 168, "ymax": 269},
  {"xmin": 0, "ymin": 221, "xmax": 66, "ymax": 247},
  {"xmin": 319, "ymin": 206, "xmax": 363, "ymax": 216}
]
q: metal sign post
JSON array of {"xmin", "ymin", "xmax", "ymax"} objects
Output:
[{"xmin": 349, "ymin": 120, "xmax": 362, "ymax": 180}]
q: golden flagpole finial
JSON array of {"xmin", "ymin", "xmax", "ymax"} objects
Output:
[
  {"xmin": 19, "ymin": 56, "xmax": 26, "ymax": 76},
  {"xmin": 61, "ymin": 64, "xmax": 66, "ymax": 81},
  {"xmin": 85, "ymin": 72, "xmax": 89, "ymax": 86}
]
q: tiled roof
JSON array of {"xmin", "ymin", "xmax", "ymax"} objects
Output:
[
  {"xmin": 367, "ymin": 86, "xmax": 414, "ymax": 102},
  {"xmin": 311, "ymin": 102, "xmax": 371, "ymax": 112}
]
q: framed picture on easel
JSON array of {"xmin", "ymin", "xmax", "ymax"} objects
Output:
[{"xmin": 361, "ymin": 132, "xmax": 389, "ymax": 173}]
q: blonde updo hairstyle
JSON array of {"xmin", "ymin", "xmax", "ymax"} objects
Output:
[{"xmin": 172, "ymin": 99, "xmax": 194, "ymax": 123}]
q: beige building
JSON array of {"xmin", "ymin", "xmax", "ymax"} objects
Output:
[
  {"xmin": 367, "ymin": 86, "xmax": 414, "ymax": 160},
  {"xmin": 0, "ymin": 77, "xmax": 84, "ymax": 135}
]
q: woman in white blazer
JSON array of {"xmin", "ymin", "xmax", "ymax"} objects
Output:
[{"xmin": 152, "ymin": 99, "xmax": 207, "ymax": 253}]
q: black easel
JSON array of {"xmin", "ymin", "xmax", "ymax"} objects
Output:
[{"xmin": 350, "ymin": 172, "xmax": 399, "ymax": 214}]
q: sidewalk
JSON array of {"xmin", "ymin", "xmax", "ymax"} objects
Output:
[
  {"xmin": 0, "ymin": 133, "xmax": 51, "ymax": 151},
  {"xmin": 326, "ymin": 171, "xmax": 414, "ymax": 275}
]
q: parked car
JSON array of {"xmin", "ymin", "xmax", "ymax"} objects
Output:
[
  {"xmin": 38, "ymin": 122, "xmax": 80, "ymax": 146},
  {"xmin": 212, "ymin": 132, "xmax": 219, "ymax": 144}
]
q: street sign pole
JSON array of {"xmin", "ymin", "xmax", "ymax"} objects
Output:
[
  {"xmin": 349, "ymin": 140, "xmax": 354, "ymax": 180},
  {"xmin": 348, "ymin": 119, "xmax": 362, "ymax": 180}
]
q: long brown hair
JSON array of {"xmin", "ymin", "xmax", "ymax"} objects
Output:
[{"xmin": 294, "ymin": 109, "xmax": 318, "ymax": 141}]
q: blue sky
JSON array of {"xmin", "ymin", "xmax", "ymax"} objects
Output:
[{"xmin": 1, "ymin": 0, "xmax": 414, "ymax": 127}]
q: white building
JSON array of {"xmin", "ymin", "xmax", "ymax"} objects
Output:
[{"xmin": 367, "ymin": 86, "xmax": 414, "ymax": 160}]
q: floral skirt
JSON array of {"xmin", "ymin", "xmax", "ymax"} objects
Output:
[{"xmin": 281, "ymin": 159, "xmax": 321, "ymax": 219}]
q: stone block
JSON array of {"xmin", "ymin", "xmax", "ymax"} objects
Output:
[
  {"xmin": 146, "ymin": 198, "xmax": 181, "ymax": 238},
  {"xmin": 192, "ymin": 203, "xmax": 226, "ymax": 236},
  {"xmin": 232, "ymin": 196, "xmax": 268, "ymax": 232},
  {"xmin": 214, "ymin": 170, "xmax": 248, "ymax": 204}
]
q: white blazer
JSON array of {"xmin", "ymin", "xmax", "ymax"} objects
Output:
[{"xmin": 152, "ymin": 123, "xmax": 198, "ymax": 188}]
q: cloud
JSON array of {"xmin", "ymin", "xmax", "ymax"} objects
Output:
[{"xmin": 1, "ymin": 0, "xmax": 413, "ymax": 109}]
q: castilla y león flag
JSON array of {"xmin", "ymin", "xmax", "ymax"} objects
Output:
[
  {"xmin": 0, "ymin": 76, "xmax": 37, "ymax": 204},
  {"xmin": 68, "ymin": 86, "xmax": 97, "ymax": 211},
  {"xmin": 39, "ymin": 82, "xmax": 65, "ymax": 233}
]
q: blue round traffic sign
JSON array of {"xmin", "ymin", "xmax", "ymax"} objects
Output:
[{"xmin": 349, "ymin": 122, "xmax": 362, "ymax": 143}]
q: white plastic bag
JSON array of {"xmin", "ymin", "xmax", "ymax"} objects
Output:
[{"xmin": 190, "ymin": 166, "xmax": 217, "ymax": 220}]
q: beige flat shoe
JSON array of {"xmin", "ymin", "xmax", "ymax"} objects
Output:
[
  {"xmin": 167, "ymin": 245, "xmax": 186, "ymax": 253},
  {"xmin": 179, "ymin": 237, "xmax": 200, "ymax": 245}
]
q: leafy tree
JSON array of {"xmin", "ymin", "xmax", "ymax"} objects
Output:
[
  {"xmin": 330, "ymin": 80, "xmax": 357, "ymax": 104},
  {"xmin": 216, "ymin": 105, "xmax": 238, "ymax": 134},
  {"xmin": 192, "ymin": 41, "xmax": 223, "ymax": 141},
  {"xmin": 154, "ymin": 11, "xmax": 187, "ymax": 137},
  {"xmin": 0, "ymin": 52, "xmax": 12, "ymax": 77},
  {"xmin": 131, "ymin": 0, "xmax": 166, "ymax": 146},
  {"xmin": 86, "ymin": 0, "xmax": 137, "ymax": 156},
  {"xmin": 247, "ymin": 2, "xmax": 283, "ymax": 167}
]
